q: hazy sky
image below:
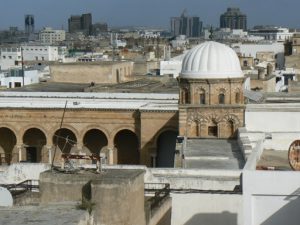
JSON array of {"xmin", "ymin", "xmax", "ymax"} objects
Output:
[{"xmin": 0, "ymin": 0, "xmax": 299, "ymax": 30}]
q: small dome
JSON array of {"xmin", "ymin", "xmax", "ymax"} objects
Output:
[{"xmin": 180, "ymin": 41, "xmax": 243, "ymax": 79}]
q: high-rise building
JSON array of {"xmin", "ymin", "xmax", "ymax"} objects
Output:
[
  {"xmin": 25, "ymin": 14, "xmax": 35, "ymax": 34},
  {"xmin": 170, "ymin": 11, "xmax": 202, "ymax": 37},
  {"xmin": 68, "ymin": 15, "xmax": 82, "ymax": 33},
  {"xmin": 68, "ymin": 13, "xmax": 92, "ymax": 35},
  {"xmin": 81, "ymin": 13, "xmax": 92, "ymax": 35},
  {"xmin": 220, "ymin": 8, "xmax": 247, "ymax": 30}
]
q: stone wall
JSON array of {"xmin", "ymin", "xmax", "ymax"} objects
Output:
[
  {"xmin": 133, "ymin": 61, "xmax": 159, "ymax": 75},
  {"xmin": 39, "ymin": 171, "xmax": 99, "ymax": 204},
  {"xmin": 50, "ymin": 61, "xmax": 133, "ymax": 84},
  {"xmin": 0, "ymin": 107, "xmax": 177, "ymax": 167},
  {"xmin": 39, "ymin": 169, "xmax": 147, "ymax": 225},
  {"xmin": 91, "ymin": 169, "xmax": 146, "ymax": 225}
]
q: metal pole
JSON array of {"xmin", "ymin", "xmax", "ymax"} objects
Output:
[
  {"xmin": 21, "ymin": 47, "xmax": 25, "ymax": 86},
  {"xmin": 51, "ymin": 100, "xmax": 68, "ymax": 170}
]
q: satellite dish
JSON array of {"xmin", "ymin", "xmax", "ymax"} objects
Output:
[{"xmin": 288, "ymin": 140, "xmax": 300, "ymax": 170}]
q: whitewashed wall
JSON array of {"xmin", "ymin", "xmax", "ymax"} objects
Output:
[
  {"xmin": 246, "ymin": 104, "xmax": 300, "ymax": 132},
  {"xmin": 245, "ymin": 104, "xmax": 300, "ymax": 150},
  {"xmin": 243, "ymin": 170, "xmax": 300, "ymax": 225},
  {"xmin": 171, "ymin": 193, "xmax": 242, "ymax": 225}
]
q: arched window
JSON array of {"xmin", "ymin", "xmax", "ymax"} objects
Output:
[
  {"xmin": 199, "ymin": 89, "xmax": 206, "ymax": 104},
  {"xmin": 218, "ymin": 88, "xmax": 226, "ymax": 104},
  {"xmin": 181, "ymin": 88, "xmax": 189, "ymax": 104},
  {"xmin": 219, "ymin": 93, "xmax": 225, "ymax": 104},
  {"xmin": 116, "ymin": 69, "xmax": 120, "ymax": 83},
  {"xmin": 235, "ymin": 92, "xmax": 240, "ymax": 104},
  {"xmin": 228, "ymin": 120, "xmax": 235, "ymax": 137}
]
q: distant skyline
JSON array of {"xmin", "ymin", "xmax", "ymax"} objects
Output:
[{"xmin": 0, "ymin": 0, "xmax": 299, "ymax": 30}]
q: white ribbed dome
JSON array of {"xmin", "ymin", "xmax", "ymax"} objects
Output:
[{"xmin": 180, "ymin": 41, "xmax": 243, "ymax": 79}]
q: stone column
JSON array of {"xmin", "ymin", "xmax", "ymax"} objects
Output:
[
  {"xmin": 46, "ymin": 146, "xmax": 52, "ymax": 164},
  {"xmin": 107, "ymin": 146, "xmax": 116, "ymax": 165},
  {"xmin": 150, "ymin": 153, "xmax": 157, "ymax": 167},
  {"xmin": 17, "ymin": 145, "xmax": 26, "ymax": 162}
]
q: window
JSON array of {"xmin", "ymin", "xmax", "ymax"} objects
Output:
[
  {"xmin": 219, "ymin": 93, "xmax": 225, "ymax": 104},
  {"xmin": 243, "ymin": 60, "xmax": 248, "ymax": 67},
  {"xmin": 35, "ymin": 56, "xmax": 38, "ymax": 61},
  {"xmin": 182, "ymin": 88, "xmax": 189, "ymax": 104},
  {"xmin": 200, "ymin": 93, "xmax": 205, "ymax": 104},
  {"xmin": 227, "ymin": 121, "xmax": 234, "ymax": 137},
  {"xmin": 42, "ymin": 57, "xmax": 44, "ymax": 61},
  {"xmin": 9, "ymin": 82, "xmax": 12, "ymax": 88},
  {"xmin": 15, "ymin": 82, "xmax": 21, "ymax": 87},
  {"xmin": 8, "ymin": 56, "xmax": 12, "ymax": 59},
  {"xmin": 208, "ymin": 126, "xmax": 218, "ymax": 137},
  {"xmin": 235, "ymin": 92, "xmax": 240, "ymax": 104}
]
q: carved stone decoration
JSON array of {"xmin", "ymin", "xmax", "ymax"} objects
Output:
[
  {"xmin": 195, "ymin": 86, "xmax": 207, "ymax": 94},
  {"xmin": 206, "ymin": 113, "xmax": 222, "ymax": 124},
  {"xmin": 187, "ymin": 111, "xmax": 208, "ymax": 124},
  {"xmin": 216, "ymin": 86, "xmax": 228, "ymax": 93},
  {"xmin": 222, "ymin": 113, "xmax": 241, "ymax": 126}
]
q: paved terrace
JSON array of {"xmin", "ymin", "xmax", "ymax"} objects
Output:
[{"xmin": 184, "ymin": 139, "xmax": 245, "ymax": 170}]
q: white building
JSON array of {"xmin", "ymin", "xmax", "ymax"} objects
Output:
[
  {"xmin": 21, "ymin": 45, "xmax": 65, "ymax": 61},
  {"xmin": 139, "ymin": 31, "xmax": 160, "ymax": 38},
  {"xmin": 232, "ymin": 42, "xmax": 285, "ymax": 69},
  {"xmin": 249, "ymin": 27, "xmax": 293, "ymax": 42},
  {"xmin": 0, "ymin": 47, "xmax": 22, "ymax": 70},
  {"xmin": 39, "ymin": 27, "xmax": 66, "ymax": 45},
  {"xmin": 171, "ymin": 35, "xmax": 189, "ymax": 49},
  {"xmin": 160, "ymin": 53, "xmax": 186, "ymax": 78},
  {"xmin": 0, "ymin": 68, "xmax": 42, "ymax": 88},
  {"xmin": 212, "ymin": 28, "xmax": 248, "ymax": 40}
]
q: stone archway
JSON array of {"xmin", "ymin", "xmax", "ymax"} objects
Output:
[
  {"xmin": 0, "ymin": 127, "xmax": 17, "ymax": 164},
  {"xmin": 156, "ymin": 130, "xmax": 178, "ymax": 168},
  {"xmin": 83, "ymin": 129, "xmax": 108, "ymax": 155},
  {"xmin": 114, "ymin": 129, "xmax": 139, "ymax": 165},
  {"xmin": 53, "ymin": 128, "xmax": 77, "ymax": 154},
  {"xmin": 23, "ymin": 128, "xmax": 47, "ymax": 163}
]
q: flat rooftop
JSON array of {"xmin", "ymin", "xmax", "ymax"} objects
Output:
[
  {"xmin": 0, "ymin": 204, "xmax": 88, "ymax": 225},
  {"xmin": 0, "ymin": 92, "xmax": 178, "ymax": 111},
  {"xmin": 256, "ymin": 149, "xmax": 291, "ymax": 170},
  {"xmin": 184, "ymin": 139, "xmax": 245, "ymax": 170},
  {"xmin": 4, "ymin": 77, "xmax": 179, "ymax": 94}
]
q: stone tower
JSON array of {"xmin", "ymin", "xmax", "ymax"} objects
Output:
[{"xmin": 178, "ymin": 41, "xmax": 245, "ymax": 139}]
